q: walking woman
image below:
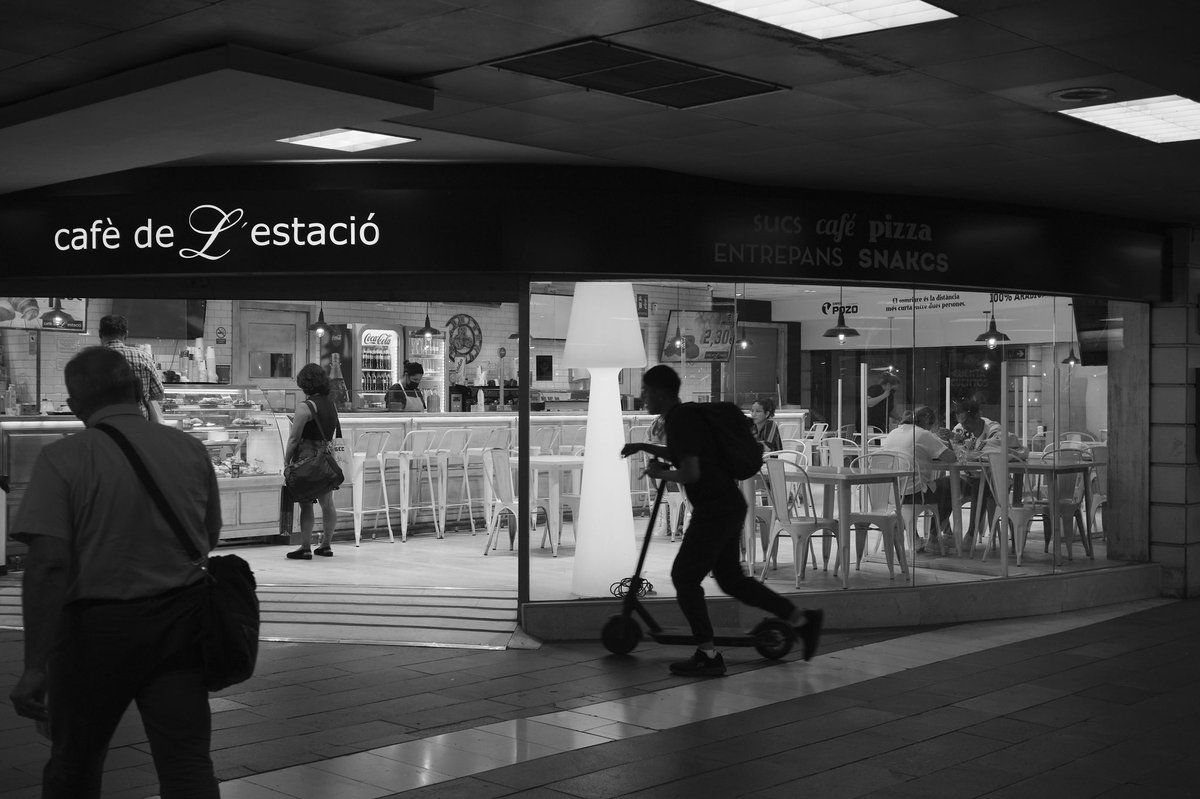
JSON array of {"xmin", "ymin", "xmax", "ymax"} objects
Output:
[{"xmin": 284, "ymin": 363, "xmax": 341, "ymax": 559}]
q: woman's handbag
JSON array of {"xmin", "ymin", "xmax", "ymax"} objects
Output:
[
  {"xmin": 283, "ymin": 400, "xmax": 345, "ymax": 501},
  {"xmin": 96, "ymin": 423, "xmax": 259, "ymax": 692}
]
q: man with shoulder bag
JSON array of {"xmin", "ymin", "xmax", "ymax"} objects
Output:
[{"xmin": 9, "ymin": 347, "xmax": 223, "ymax": 798}]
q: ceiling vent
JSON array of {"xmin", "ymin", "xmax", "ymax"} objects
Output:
[{"xmin": 491, "ymin": 39, "xmax": 784, "ymax": 109}]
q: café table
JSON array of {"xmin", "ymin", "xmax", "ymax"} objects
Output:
[
  {"xmin": 527, "ymin": 453, "xmax": 586, "ymax": 556},
  {"xmin": 753, "ymin": 464, "xmax": 909, "ymax": 589}
]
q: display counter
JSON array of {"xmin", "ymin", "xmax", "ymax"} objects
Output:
[{"xmin": 2, "ymin": 407, "xmax": 807, "ymax": 567}]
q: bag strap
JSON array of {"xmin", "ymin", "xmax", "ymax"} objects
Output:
[
  {"xmin": 95, "ymin": 423, "xmax": 202, "ymax": 563},
  {"xmin": 304, "ymin": 398, "xmax": 341, "ymax": 441}
]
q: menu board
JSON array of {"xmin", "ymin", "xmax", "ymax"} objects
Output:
[{"xmin": 660, "ymin": 310, "xmax": 735, "ymax": 362}]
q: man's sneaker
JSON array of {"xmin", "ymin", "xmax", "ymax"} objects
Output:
[
  {"xmin": 798, "ymin": 609, "xmax": 824, "ymax": 661},
  {"xmin": 669, "ymin": 649, "xmax": 726, "ymax": 677}
]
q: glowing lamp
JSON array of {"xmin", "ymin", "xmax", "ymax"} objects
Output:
[{"xmin": 562, "ymin": 282, "xmax": 647, "ymax": 597}]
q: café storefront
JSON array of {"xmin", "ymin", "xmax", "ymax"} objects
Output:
[{"xmin": 0, "ymin": 164, "xmax": 1175, "ymax": 638}]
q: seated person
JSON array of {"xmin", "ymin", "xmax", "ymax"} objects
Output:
[
  {"xmin": 386, "ymin": 361, "xmax": 426, "ymax": 411},
  {"xmin": 750, "ymin": 398, "xmax": 782, "ymax": 453},
  {"xmin": 878, "ymin": 406, "xmax": 957, "ymax": 552},
  {"xmin": 952, "ymin": 397, "xmax": 1028, "ymax": 539}
]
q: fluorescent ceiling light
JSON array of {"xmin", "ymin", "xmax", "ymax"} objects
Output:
[
  {"xmin": 698, "ymin": 1, "xmax": 955, "ymax": 40},
  {"xmin": 277, "ymin": 128, "xmax": 418, "ymax": 152},
  {"xmin": 1059, "ymin": 95, "xmax": 1200, "ymax": 143}
]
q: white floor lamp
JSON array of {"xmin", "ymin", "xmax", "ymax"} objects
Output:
[{"xmin": 562, "ymin": 282, "xmax": 647, "ymax": 597}]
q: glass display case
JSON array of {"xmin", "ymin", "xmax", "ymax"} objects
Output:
[{"xmin": 162, "ymin": 385, "xmax": 289, "ymax": 541}]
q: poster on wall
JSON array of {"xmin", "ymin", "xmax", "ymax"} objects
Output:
[
  {"xmin": 0, "ymin": 297, "xmax": 87, "ymax": 331},
  {"xmin": 660, "ymin": 310, "xmax": 734, "ymax": 362}
]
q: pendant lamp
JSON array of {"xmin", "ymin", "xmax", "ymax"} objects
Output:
[
  {"xmin": 40, "ymin": 298, "xmax": 74, "ymax": 327},
  {"xmin": 1062, "ymin": 301, "xmax": 1080, "ymax": 365},
  {"xmin": 822, "ymin": 286, "xmax": 859, "ymax": 345},
  {"xmin": 307, "ymin": 306, "xmax": 328, "ymax": 337},
  {"xmin": 975, "ymin": 301, "xmax": 1009, "ymax": 350},
  {"xmin": 415, "ymin": 303, "xmax": 439, "ymax": 339}
]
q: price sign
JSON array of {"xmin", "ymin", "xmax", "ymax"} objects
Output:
[{"xmin": 661, "ymin": 310, "xmax": 735, "ymax": 362}]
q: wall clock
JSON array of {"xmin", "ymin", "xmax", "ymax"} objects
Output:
[{"xmin": 446, "ymin": 313, "xmax": 483, "ymax": 363}]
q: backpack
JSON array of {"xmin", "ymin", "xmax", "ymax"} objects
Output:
[{"xmin": 690, "ymin": 402, "xmax": 763, "ymax": 480}]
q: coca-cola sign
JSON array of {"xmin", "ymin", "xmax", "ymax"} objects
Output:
[{"xmin": 362, "ymin": 329, "xmax": 395, "ymax": 346}]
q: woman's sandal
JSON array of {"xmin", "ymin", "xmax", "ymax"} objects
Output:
[
  {"xmin": 313, "ymin": 546, "xmax": 333, "ymax": 557},
  {"xmin": 286, "ymin": 548, "xmax": 313, "ymax": 560}
]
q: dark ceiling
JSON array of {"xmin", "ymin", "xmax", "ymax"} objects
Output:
[{"xmin": 2, "ymin": 0, "xmax": 1199, "ymax": 225}]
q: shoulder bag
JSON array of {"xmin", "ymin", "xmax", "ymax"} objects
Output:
[
  {"xmin": 283, "ymin": 399, "xmax": 345, "ymax": 501},
  {"xmin": 96, "ymin": 423, "xmax": 260, "ymax": 692}
]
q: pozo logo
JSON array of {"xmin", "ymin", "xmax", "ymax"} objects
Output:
[{"xmin": 821, "ymin": 302, "xmax": 857, "ymax": 315}]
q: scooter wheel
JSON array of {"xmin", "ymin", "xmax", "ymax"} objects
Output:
[
  {"xmin": 753, "ymin": 618, "xmax": 795, "ymax": 659},
  {"xmin": 601, "ymin": 615, "xmax": 642, "ymax": 655}
]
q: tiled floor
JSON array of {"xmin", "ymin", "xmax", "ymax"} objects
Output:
[{"xmin": 4, "ymin": 596, "xmax": 1196, "ymax": 798}]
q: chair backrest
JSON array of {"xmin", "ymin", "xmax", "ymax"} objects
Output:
[
  {"xmin": 437, "ymin": 427, "xmax": 471, "ymax": 455},
  {"xmin": 1060, "ymin": 431, "xmax": 1096, "ymax": 443},
  {"xmin": 856, "ymin": 451, "xmax": 915, "ymax": 511},
  {"xmin": 482, "ymin": 448, "xmax": 516, "ymax": 504},
  {"xmin": 763, "ymin": 457, "xmax": 817, "ymax": 522},
  {"xmin": 399, "ymin": 428, "xmax": 440, "ymax": 457},
  {"xmin": 353, "ymin": 428, "xmax": 392, "ymax": 458},
  {"xmin": 530, "ymin": 425, "xmax": 560, "ymax": 455},
  {"xmin": 768, "ymin": 448, "xmax": 808, "ymax": 468},
  {"xmin": 1040, "ymin": 448, "xmax": 1086, "ymax": 503},
  {"xmin": 780, "ymin": 438, "xmax": 812, "ymax": 464},
  {"xmin": 488, "ymin": 426, "xmax": 514, "ymax": 451},
  {"xmin": 559, "ymin": 424, "xmax": 587, "ymax": 453},
  {"xmin": 806, "ymin": 422, "xmax": 829, "ymax": 439},
  {"xmin": 778, "ymin": 422, "xmax": 802, "ymax": 440}
]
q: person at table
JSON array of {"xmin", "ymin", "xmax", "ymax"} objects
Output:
[
  {"xmin": 878, "ymin": 405, "xmax": 957, "ymax": 553},
  {"xmin": 386, "ymin": 361, "xmax": 425, "ymax": 411},
  {"xmin": 952, "ymin": 396, "xmax": 1028, "ymax": 541},
  {"xmin": 866, "ymin": 372, "xmax": 901, "ymax": 432},
  {"xmin": 750, "ymin": 398, "xmax": 782, "ymax": 452},
  {"xmin": 621, "ymin": 365, "xmax": 823, "ymax": 677}
]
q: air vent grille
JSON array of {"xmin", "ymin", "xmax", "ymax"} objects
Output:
[{"xmin": 492, "ymin": 40, "xmax": 783, "ymax": 109}]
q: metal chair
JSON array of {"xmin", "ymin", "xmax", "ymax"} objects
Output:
[
  {"xmin": 847, "ymin": 452, "xmax": 909, "ymax": 578},
  {"xmin": 758, "ymin": 458, "xmax": 837, "ymax": 587},
  {"xmin": 386, "ymin": 428, "xmax": 440, "ymax": 542},
  {"xmin": 337, "ymin": 428, "xmax": 395, "ymax": 546},
  {"xmin": 433, "ymin": 428, "xmax": 475, "ymax": 536}
]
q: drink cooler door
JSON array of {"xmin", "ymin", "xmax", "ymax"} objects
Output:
[{"xmin": 404, "ymin": 330, "xmax": 446, "ymax": 412}]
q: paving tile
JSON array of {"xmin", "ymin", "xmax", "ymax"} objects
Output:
[
  {"xmin": 309, "ymin": 751, "xmax": 455, "ymax": 792},
  {"xmin": 245, "ymin": 763, "xmax": 393, "ymax": 798}
]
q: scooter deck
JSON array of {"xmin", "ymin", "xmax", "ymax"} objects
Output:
[{"xmin": 649, "ymin": 625, "xmax": 764, "ymax": 647}]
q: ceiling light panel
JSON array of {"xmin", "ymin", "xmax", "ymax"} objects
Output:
[
  {"xmin": 699, "ymin": 1, "xmax": 956, "ymax": 40},
  {"xmin": 278, "ymin": 128, "xmax": 417, "ymax": 152},
  {"xmin": 1059, "ymin": 95, "xmax": 1200, "ymax": 143}
]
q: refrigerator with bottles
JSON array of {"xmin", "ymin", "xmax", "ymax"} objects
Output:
[
  {"xmin": 352, "ymin": 325, "xmax": 403, "ymax": 409},
  {"xmin": 403, "ymin": 327, "xmax": 447, "ymax": 413}
]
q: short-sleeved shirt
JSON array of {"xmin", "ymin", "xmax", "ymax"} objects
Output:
[
  {"xmin": 13, "ymin": 404, "xmax": 221, "ymax": 602},
  {"xmin": 105, "ymin": 340, "xmax": 165, "ymax": 406},
  {"xmin": 878, "ymin": 423, "xmax": 948, "ymax": 494},
  {"xmin": 663, "ymin": 403, "xmax": 743, "ymax": 509}
]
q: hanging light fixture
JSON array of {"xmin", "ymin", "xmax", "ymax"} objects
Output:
[
  {"xmin": 307, "ymin": 305, "xmax": 329, "ymax": 337},
  {"xmin": 1062, "ymin": 300, "xmax": 1080, "ymax": 365},
  {"xmin": 975, "ymin": 300, "xmax": 1010, "ymax": 350},
  {"xmin": 40, "ymin": 298, "xmax": 74, "ymax": 327},
  {"xmin": 822, "ymin": 286, "xmax": 859, "ymax": 345},
  {"xmin": 886, "ymin": 316, "xmax": 897, "ymax": 374},
  {"xmin": 415, "ymin": 302, "xmax": 439, "ymax": 339}
]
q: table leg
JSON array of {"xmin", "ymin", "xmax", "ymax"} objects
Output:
[
  {"xmin": 838, "ymin": 483, "xmax": 852, "ymax": 589},
  {"xmin": 1047, "ymin": 470, "xmax": 1060, "ymax": 567},
  {"xmin": 949, "ymin": 466, "xmax": 963, "ymax": 557},
  {"xmin": 547, "ymin": 467, "xmax": 561, "ymax": 557}
]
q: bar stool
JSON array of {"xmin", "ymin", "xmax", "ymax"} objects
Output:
[
  {"xmin": 466, "ymin": 426, "xmax": 513, "ymax": 530},
  {"xmin": 558, "ymin": 424, "xmax": 586, "ymax": 454},
  {"xmin": 386, "ymin": 428, "xmax": 440, "ymax": 541},
  {"xmin": 433, "ymin": 427, "xmax": 475, "ymax": 536},
  {"xmin": 337, "ymin": 428, "xmax": 394, "ymax": 546}
]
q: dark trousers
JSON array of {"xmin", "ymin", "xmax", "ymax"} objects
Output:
[
  {"xmin": 43, "ymin": 582, "xmax": 218, "ymax": 799},
  {"xmin": 672, "ymin": 496, "xmax": 795, "ymax": 643},
  {"xmin": 902, "ymin": 476, "xmax": 954, "ymax": 533}
]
